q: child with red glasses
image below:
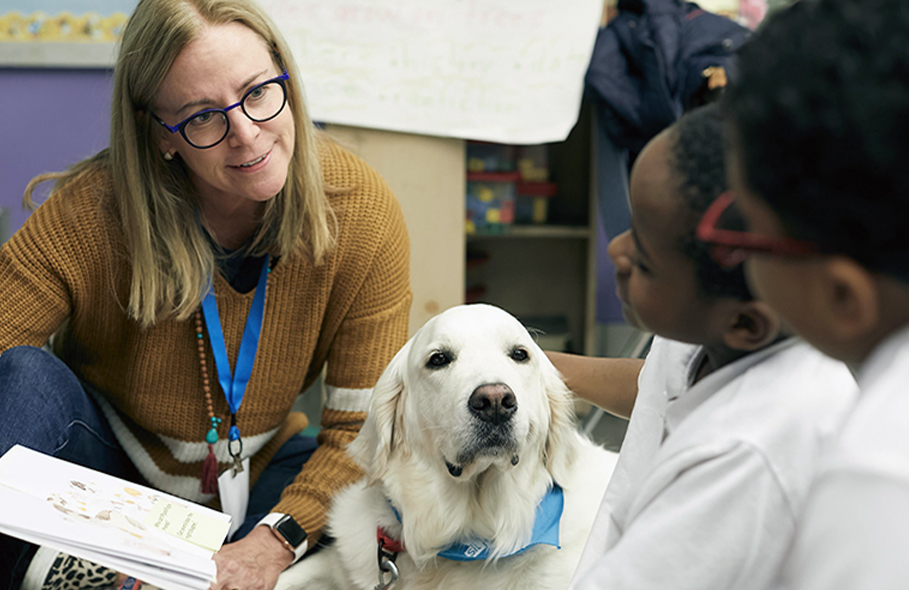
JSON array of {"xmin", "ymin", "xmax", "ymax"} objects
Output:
[
  {"xmin": 717, "ymin": 0, "xmax": 909, "ymax": 586},
  {"xmin": 552, "ymin": 103, "xmax": 857, "ymax": 590}
]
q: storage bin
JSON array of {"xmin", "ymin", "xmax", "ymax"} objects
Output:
[
  {"xmin": 515, "ymin": 181, "xmax": 558, "ymax": 225},
  {"xmin": 466, "ymin": 142, "xmax": 517, "ymax": 173},
  {"xmin": 517, "ymin": 145, "xmax": 550, "ymax": 182},
  {"xmin": 466, "ymin": 172, "xmax": 520, "ymax": 235}
]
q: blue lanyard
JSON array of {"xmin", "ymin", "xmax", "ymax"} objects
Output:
[{"xmin": 200, "ymin": 254, "xmax": 270, "ymax": 447}]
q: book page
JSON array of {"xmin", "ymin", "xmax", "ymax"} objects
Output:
[{"xmin": 0, "ymin": 446, "xmax": 228, "ymax": 576}]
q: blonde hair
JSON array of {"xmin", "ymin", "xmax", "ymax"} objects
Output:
[{"xmin": 24, "ymin": 0, "xmax": 337, "ymax": 327}]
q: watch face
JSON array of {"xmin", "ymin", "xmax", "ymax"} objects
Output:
[{"xmin": 276, "ymin": 515, "xmax": 307, "ymax": 547}]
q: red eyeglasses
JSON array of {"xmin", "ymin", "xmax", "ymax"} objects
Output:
[{"xmin": 696, "ymin": 192, "xmax": 820, "ymax": 269}]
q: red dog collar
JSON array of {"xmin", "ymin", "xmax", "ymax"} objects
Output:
[{"xmin": 377, "ymin": 527, "xmax": 406, "ymax": 553}]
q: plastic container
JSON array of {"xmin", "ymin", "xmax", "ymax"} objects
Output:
[
  {"xmin": 466, "ymin": 172, "xmax": 520, "ymax": 234},
  {"xmin": 516, "ymin": 145, "xmax": 550, "ymax": 182},
  {"xmin": 466, "ymin": 142, "xmax": 517, "ymax": 173},
  {"xmin": 515, "ymin": 181, "xmax": 558, "ymax": 225}
]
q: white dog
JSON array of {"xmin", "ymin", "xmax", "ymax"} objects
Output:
[{"xmin": 277, "ymin": 304, "xmax": 618, "ymax": 590}]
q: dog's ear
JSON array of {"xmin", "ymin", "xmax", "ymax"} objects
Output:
[
  {"xmin": 347, "ymin": 340, "xmax": 410, "ymax": 485},
  {"xmin": 539, "ymin": 351, "xmax": 580, "ymax": 485}
]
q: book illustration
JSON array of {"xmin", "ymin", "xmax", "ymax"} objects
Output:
[
  {"xmin": 0, "ymin": 445, "xmax": 229, "ymax": 590},
  {"xmin": 5, "ymin": 461, "xmax": 183, "ymax": 559},
  {"xmin": 47, "ymin": 481, "xmax": 156, "ymax": 531}
]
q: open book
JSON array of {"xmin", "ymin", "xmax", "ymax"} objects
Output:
[{"xmin": 0, "ymin": 445, "xmax": 231, "ymax": 590}]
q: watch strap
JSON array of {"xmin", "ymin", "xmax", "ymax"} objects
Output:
[{"xmin": 257, "ymin": 513, "xmax": 308, "ymax": 563}]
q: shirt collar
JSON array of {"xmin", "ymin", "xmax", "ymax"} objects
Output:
[{"xmin": 664, "ymin": 338, "xmax": 798, "ymax": 435}]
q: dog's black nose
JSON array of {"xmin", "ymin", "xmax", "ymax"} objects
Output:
[{"xmin": 468, "ymin": 383, "xmax": 517, "ymax": 424}]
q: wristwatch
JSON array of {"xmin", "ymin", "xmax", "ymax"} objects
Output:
[{"xmin": 259, "ymin": 513, "xmax": 308, "ymax": 562}]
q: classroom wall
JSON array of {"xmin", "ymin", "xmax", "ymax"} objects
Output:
[{"xmin": 0, "ymin": 68, "xmax": 114, "ymax": 236}]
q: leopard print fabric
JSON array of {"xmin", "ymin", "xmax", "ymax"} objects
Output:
[{"xmin": 41, "ymin": 554, "xmax": 118, "ymax": 590}]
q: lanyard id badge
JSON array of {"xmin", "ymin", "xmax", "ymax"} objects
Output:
[{"xmin": 219, "ymin": 457, "xmax": 250, "ymax": 538}]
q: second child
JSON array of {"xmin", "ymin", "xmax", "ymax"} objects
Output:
[
  {"xmin": 712, "ymin": 0, "xmax": 909, "ymax": 586},
  {"xmin": 558, "ymin": 104, "xmax": 858, "ymax": 590}
]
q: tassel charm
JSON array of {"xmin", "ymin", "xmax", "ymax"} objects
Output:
[{"xmin": 201, "ymin": 444, "xmax": 219, "ymax": 494}]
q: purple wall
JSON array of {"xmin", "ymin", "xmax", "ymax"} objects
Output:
[{"xmin": 0, "ymin": 68, "xmax": 114, "ymax": 237}]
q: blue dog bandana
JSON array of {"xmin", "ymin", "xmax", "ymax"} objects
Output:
[{"xmin": 436, "ymin": 484, "xmax": 563, "ymax": 561}]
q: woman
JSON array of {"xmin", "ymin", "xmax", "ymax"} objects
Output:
[{"xmin": 0, "ymin": 1, "xmax": 411, "ymax": 589}]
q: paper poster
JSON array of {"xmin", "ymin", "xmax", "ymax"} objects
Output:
[
  {"xmin": 0, "ymin": 1, "xmax": 131, "ymax": 41},
  {"xmin": 259, "ymin": 0, "xmax": 605, "ymax": 143},
  {"xmin": 0, "ymin": 0, "xmax": 135, "ymax": 66}
]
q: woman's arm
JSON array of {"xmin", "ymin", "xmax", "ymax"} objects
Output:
[
  {"xmin": 268, "ymin": 163, "xmax": 412, "ymax": 538},
  {"xmin": 0, "ymin": 189, "xmax": 83, "ymax": 352},
  {"xmin": 546, "ymin": 351, "xmax": 644, "ymax": 420}
]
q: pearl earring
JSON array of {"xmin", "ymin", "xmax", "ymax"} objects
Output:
[{"xmin": 163, "ymin": 152, "xmax": 174, "ymax": 161}]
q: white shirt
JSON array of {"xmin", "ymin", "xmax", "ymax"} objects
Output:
[
  {"xmin": 570, "ymin": 336, "xmax": 857, "ymax": 590},
  {"xmin": 777, "ymin": 324, "xmax": 909, "ymax": 590}
]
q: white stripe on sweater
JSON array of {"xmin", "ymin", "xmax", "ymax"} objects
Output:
[
  {"xmin": 88, "ymin": 389, "xmax": 277, "ymax": 503},
  {"xmin": 324, "ymin": 385, "xmax": 372, "ymax": 413}
]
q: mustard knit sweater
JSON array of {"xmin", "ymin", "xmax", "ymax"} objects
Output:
[{"xmin": 0, "ymin": 140, "xmax": 412, "ymax": 538}]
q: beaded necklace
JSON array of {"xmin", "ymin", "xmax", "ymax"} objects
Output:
[
  {"xmin": 195, "ymin": 310, "xmax": 223, "ymax": 494},
  {"xmin": 194, "ymin": 254, "xmax": 271, "ymax": 494}
]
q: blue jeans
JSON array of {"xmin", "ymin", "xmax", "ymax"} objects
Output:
[{"xmin": 0, "ymin": 346, "xmax": 317, "ymax": 590}]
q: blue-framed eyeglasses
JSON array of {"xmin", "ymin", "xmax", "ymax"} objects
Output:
[{"xmin": 152, "ymin": 70, "xmax": 289, "ymax": 149}]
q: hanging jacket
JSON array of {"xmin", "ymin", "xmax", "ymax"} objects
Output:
[{"xmin": 585, "ymin": 0, "xmax": 751, "ymax": 155}]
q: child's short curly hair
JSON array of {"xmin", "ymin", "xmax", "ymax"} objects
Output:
[
  {"xmin": 725, "ymin": 0, "xmax": 909, "ymax": 281},
  {"xmin": 671, "ymin": 103, "xmax": 753, "ymax": 301}
]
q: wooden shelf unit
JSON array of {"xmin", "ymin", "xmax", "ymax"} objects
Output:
[{"xmin": 465, "ymin": 101, "xmax": 599, "ymax": 355}]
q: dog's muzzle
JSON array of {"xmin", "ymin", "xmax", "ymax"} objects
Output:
[
  {"xmin": 468, "ymin": 383, "xmax": 517, "ymax": 425},
  {"xmin": 447, "ymin": 383, "xmax": 520, "ymax": 472}
]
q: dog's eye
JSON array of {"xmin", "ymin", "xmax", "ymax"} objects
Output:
[
  {"xmin": 510, "ymin": 347, "xmax": 529, "ymax": 362},
  {"xmin": 426, "ymin": 351, "xmax": 453, "ymax": 369}
]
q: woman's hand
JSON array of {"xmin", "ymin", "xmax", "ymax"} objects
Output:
[{"xmin": 211, "ymin": 525, "xmax": 294, "ymax": 590}]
